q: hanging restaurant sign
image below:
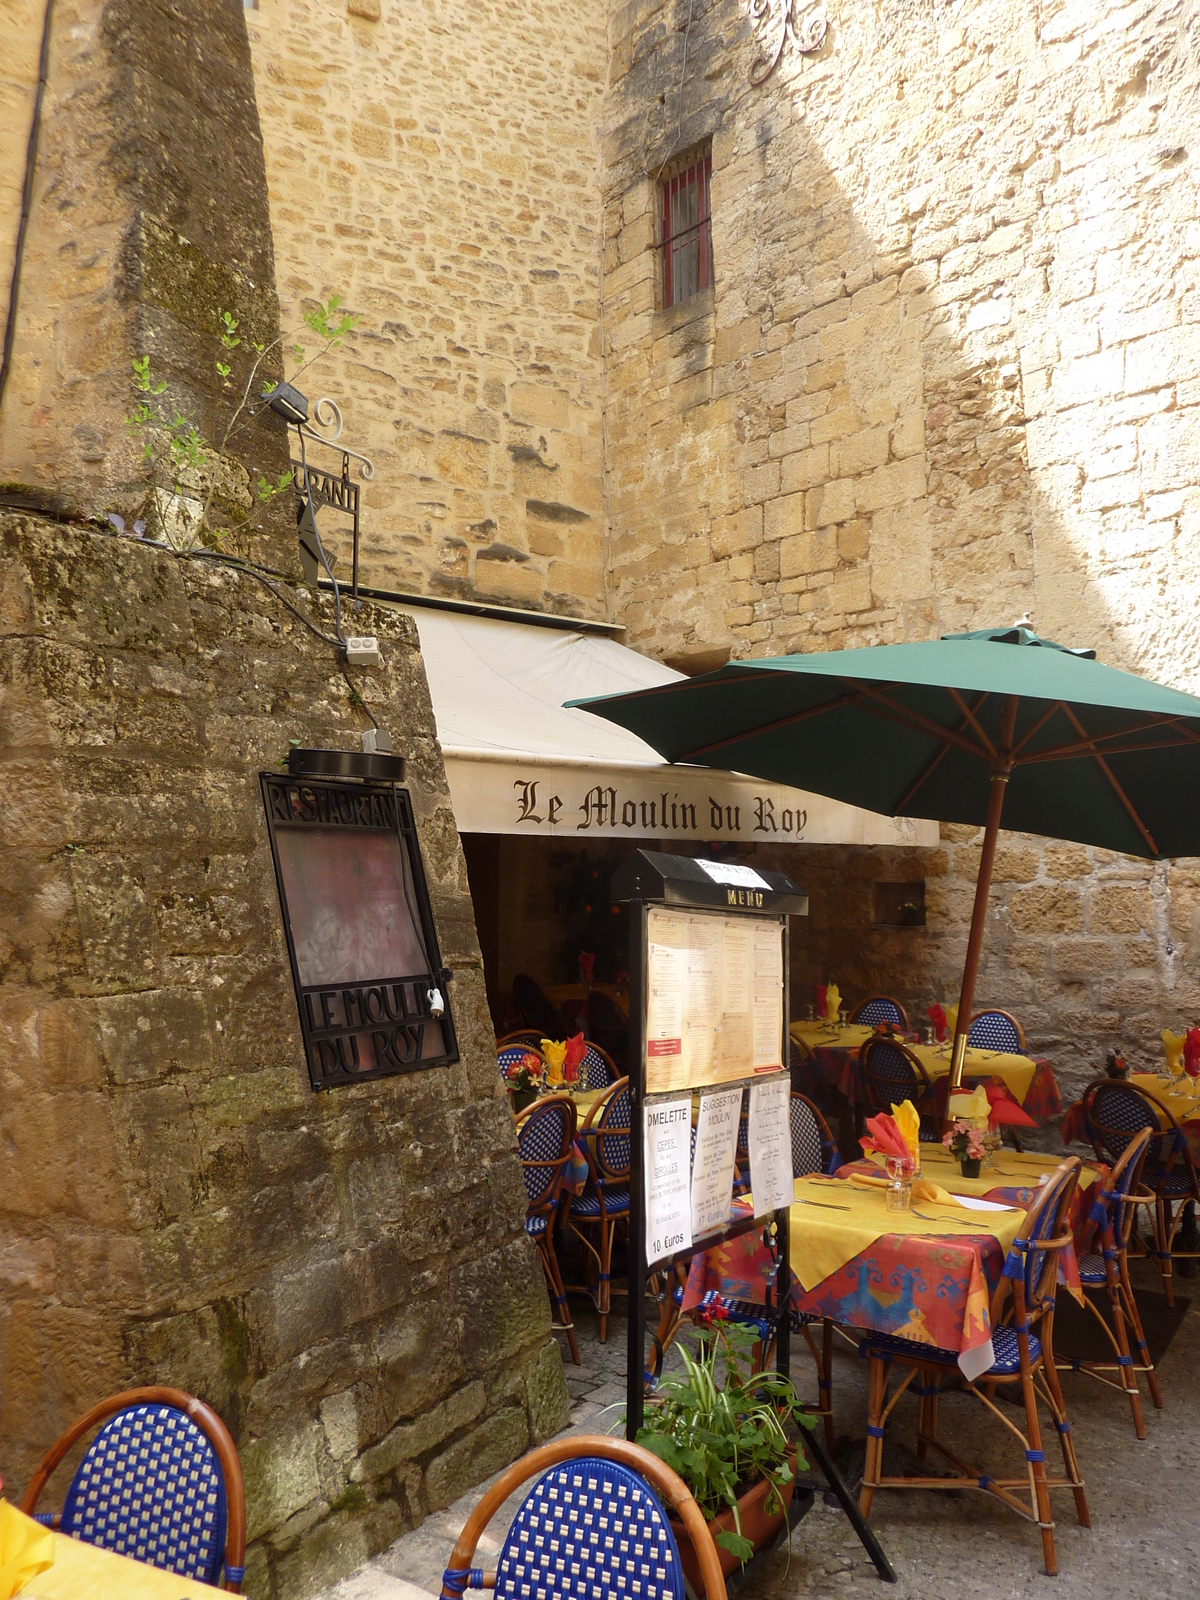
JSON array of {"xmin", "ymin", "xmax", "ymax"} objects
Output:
[{"xmin": 260, "ymin": 770, "xmax": 458, "ymax": 1090}]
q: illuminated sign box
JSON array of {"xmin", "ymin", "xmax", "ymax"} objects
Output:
[{"xmin": 261, "ymin": 770, "xmax": 458, "ymax": 1090}]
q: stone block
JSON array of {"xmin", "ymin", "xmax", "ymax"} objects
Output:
[
  {"xmin": 779, "ymin": 530, "xmax": 837, "ymax": 580},
  {"xmin": 524, "ymin": 1339, "xmax": 570, "ymax": 1444},
  {"xmin": 1090, "ymin": 885, "xmax": 1153, "ymax": 935},
  {"xmin": 1008, "ymin": 885, "xmax": 1084, "ymax": 936},
  {"xmin": 424, "ymin": 1407, "xmax": 530, "ymax": 1513},
  {"xmin": 242, "ymin": 1421, "xmax": 326, "ymax": 1543},
  {"xmin": 353, "ymin": 1381, "xmax": 486, "ymax": 1483}
]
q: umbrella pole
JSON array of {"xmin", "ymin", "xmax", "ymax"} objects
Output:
[{"xmin": 949, "ymin": 767, "xmax": 1012, "ymax": 1091}]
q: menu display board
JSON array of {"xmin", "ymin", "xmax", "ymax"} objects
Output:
[{"xmin": 645, "ymin": 908, "xmax": 784, "ymax": 1092}]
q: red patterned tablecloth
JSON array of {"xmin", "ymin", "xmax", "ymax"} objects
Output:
[{"xmin": 793, "ymin": 1041, "xmax": 1061, "ymax": 1122}]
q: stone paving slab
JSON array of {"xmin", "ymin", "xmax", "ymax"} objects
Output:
[{"xmin": 315, "ymin": 1262, "xmax": 1200, "ymax": 1600}]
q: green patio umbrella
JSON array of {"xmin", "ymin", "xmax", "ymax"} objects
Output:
[{"xmin": 570, "ymin": 626, "xmax": 1200, "ymax": 1087}]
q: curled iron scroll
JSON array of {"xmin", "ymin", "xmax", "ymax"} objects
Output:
[
  {"xmin": 299, "ymin": 397, "xmax": 375, "ymax": 480},
  {"xmin": 749, "ymin": 0, "xmax": 828, "ymax": 86}
]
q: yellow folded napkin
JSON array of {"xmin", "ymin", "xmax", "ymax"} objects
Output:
[
  {"xmin": 891, "ymin": 1099, "xmax": 920, "ymax": 1163},
  {"xmin": 540, "ymin": 1038, "xmax": 566, "ymax": 1086},
  {"xmin": 0, "ymin": 1501, "xmax": 55, "ymax": 1599},
  {"xmin": 825, "ymin": 983, "xmax": 841, "ymax": 1021},
  {"xmin": 1163, "ymin": 1029, "xmax": 1186, "ymax": 1073},
  {"xmin": 848, "ymin": 1170, "xmax": 962, "ymax": 1206},
  {"xmin": 948, "ymin": 1084, "xmax": 990, "ymax": 1124},
  {"xmin": 946, "ymin": 1003, "xmax": 959, "ymax": 1038}
]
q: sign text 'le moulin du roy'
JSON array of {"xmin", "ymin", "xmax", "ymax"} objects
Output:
[{"xmin": 514, "ymin": 779, "xmax": 809, "ymax": 839}]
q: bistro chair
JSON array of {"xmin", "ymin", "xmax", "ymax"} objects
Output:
[
  {"xmin": 567, "ymin": 1078, "xmax": 631, "ymax": 1342},
  {"xmin": 496, "ymin": 1029, "xmax": 545, "ymax": 1049},
  {"xmin": 579, "ymin": 1039, "xmax": 619, "ymax": 1090},
  {"xmin": 1055, "ymin": 1126, "xmax": 1162, "ymax": 1438},
  {"xmin": 1080, "ymin": 1076, "xmax": 1200, "ymax": 1307},
  {"xmin": 512, "ymin": 974, "xmax": 571, "ymax": 1041},
  {"xmin": 859, "ymin": 1037, "xmax": 935, "ymax": 1126},
  {"xmin": 849, "ymin": 996, "xmax": 910, "ymax": 1030},
  {"xmin": 858, "ymin": 1158, "xmax": 1089, "ymax": 1576},
  {"xmin": 516, "ymin": 1094, "xmax": 580, "ymax": 1365},
  {"xmin": 439, "ymin": 1436, "xmax": 726, "ymax": 1600},
  {"xmin": 497, "ymin": 1041, "xmax": 547, "ymax": 1085},
  {"xmin": 585, "ymin": 988, "xmax": 628, "ymax": 1074},
  {"xmin": 968, "ymin": 1008, "xmax": 1026, "ymax": 1054},
  {"xmin": 20, "ymin": 1386, "xmax": 246, "ymax": 1590},
  {"xmin": 791, "ymin": 1090, "xmax": 840, "ymax": 1179}
]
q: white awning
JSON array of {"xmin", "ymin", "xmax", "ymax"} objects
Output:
[{"xmin": 397, "ymin": 606, "xmax": 936, "ymax": 848}]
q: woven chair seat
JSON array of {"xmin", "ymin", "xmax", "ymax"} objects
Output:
[
  {"xmin": 671, "ymin": 1286, "xmax": 818, "ymax": 1341},
  {"xmin": 524, "ymin": 1215, "xmax": 549, "ymax": 1238},
  {"xmin": 571, "ymin": 1185, "xmax": 630, "ymax": 1217},
  {"xmin": 493, "ymin": 1457, "xmax": 684, "ymax": 1600},
  {"xmin": 859, "ymin": 1323, "xmax": 1041, "ymax": 1377},
  {"xmin": 1076, "ymin": 1250, "xmax": 1108, "ymax": 1284}
]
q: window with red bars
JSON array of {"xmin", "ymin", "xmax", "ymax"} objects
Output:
[{"xmin": 661, "ymin": 150, "xmax": 713, "ymax": 309}]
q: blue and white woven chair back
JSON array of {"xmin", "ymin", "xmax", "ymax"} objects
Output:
[
  {"xmin": 789, "ymin": 1095, "xmax": 825, "ymax": 1177},
  {"xmin": 1005, "ymin": 1163, "xmax": 1077, "ymax": 1313},
  {"xmin": 498, "ymin": 1044, "xmax": 542, "ymax": 1080},
  {"xmin": 60, "ymin": 1403, "xmax": 228, "ymax": 1585},
  {"xmin": 493, "ymin": 1457, "xmax": 685, "ymax": 1600},
  {"xmin": 968, "ymin": 1011, "xmax": 1022, "ymax": 1053},
  {"xmin": 854, "ymin": 997, "xmax": 905, "ymax": 1027},
  {"xmin": 1088, "ymin": 1084, "xmax": 1160, "ymax": 1162},
  {"xmin": 595, "ymin": 1086, "xmax": 632, "ymax": 1177},
  {"xmin": 518, "ymin": 1101, "xmax": 572, "ymax": 1209},
  {"xmin": 865, "ymin": 1040, "xmax": 918, "ymax": 1088},
  {"xmin": 581, "ymin": 1045, "xmax": 615, "ymax": 1091},
  {"xmin": 1105, "ymin": 1127, "xmax": 1151, "ymax": 1244}
]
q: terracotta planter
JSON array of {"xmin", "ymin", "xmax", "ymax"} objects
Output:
[
  {"xmin": 960, "ymin": 1157, "xmax": 981, "ymax": 1178},
  {"xmin": 669, "ymin": 1453, "xmax": 796, "ymax": 1592}
]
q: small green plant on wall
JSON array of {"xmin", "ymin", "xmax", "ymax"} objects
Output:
[{"xmin": 124, "ymin": 296, "xmax": 357, "ymax": 556}]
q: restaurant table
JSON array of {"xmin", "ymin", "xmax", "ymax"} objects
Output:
[
  {"xmin": 1061, "ymin": 1072, "xmax": 1200, "ymax": 1163},
  {"xmin": 683, "ymin": 1170, "xmax": 1081, "ymax": 1381},
  {"xmin": 789, "ymin": 1021, "xmax": 1063, "ymax": 1121},
  {"xmin": 16, "ymin": 1527, "xmax": 219, "ymax": 1599}
]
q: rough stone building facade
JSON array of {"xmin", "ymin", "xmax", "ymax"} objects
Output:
[{"xmin": 0, "ymin": 5, "xmax": 566, "ymax": 1598}]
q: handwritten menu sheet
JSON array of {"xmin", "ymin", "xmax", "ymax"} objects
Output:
[
  {"xmin": 644, "ymin": 1097, "xmax": 693, "ymax": 1265},
  {"xmin": 691, "ymin": 1087, "xmax": 742, "ymax": 1238},
  {"xmin": 748, "ymin": 1075, "xmax": 793, "ymax": 1217},
  {"xmin": 645, "ymin": 908, "xmax": 783, "ymax": 1091}
]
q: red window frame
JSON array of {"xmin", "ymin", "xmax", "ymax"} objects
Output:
[{"xmin": 661, "ymin": 152, "xmax": 713, "ymax": 309}]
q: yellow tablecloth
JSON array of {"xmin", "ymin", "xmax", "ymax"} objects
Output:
[
  {"xmin": 18, "ymin": 1530, "xmax": 218, "ymax": 1599},
  {"xmin": 1130, "ymin": 1072, "xmax": 1200, "ymax": 1125},
  {"xmin": 873, "ymin": 1144, "xmax": 1099, "ymax": 1196},
  {"xmin": 911, "ymin": 1042, "xmax": 1037, "ymax": 1103},
  {"xmin": 789, "ymin": 1172, "xmax": 1025, "ymax": 1291},
  {"xmin": 790, "ymin": 1021, "xmax": 875, "ymax": 1057}
]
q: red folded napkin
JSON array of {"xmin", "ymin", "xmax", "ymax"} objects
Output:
[
  {"xmin": 817, "ymin": 985, "xmax": 827, "ymax": 1018},
  {"xmin": 984, "ymin": 1083, "xmax": 1037, "ymax": 1129},
  {"xmin": 563, "ymin": 1032, "xmax": 586, "ymax": 1083},
  {"xmin": 860, "ymin": 1112, "xmax": 912, "ymax": 1162},
  {"xmin": 1185, "ymin": 1028, "xmax": 1200, "ymax": 1077},
  {"xmin": 927, "ymin": 1003, "xmax": 947, "ymax": 1043}
]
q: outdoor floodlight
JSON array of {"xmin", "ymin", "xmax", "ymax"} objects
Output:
[{"xmin": 265, "ymin": 381, "xmax": 309, "ymax": 424}]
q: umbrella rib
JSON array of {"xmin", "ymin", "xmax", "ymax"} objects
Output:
[
  {"xmin": 849, "ymin": 683, "xmax": 992, "ymax": 760},
  {"xmin": 893, "ymin": 690, "xmax": 991, "ymax": 814},
  {"xmin": 1013, "ymin": 713, "xmax": 1200, "ymax": 765},
  {"xmin": 1061, "ymin": 705, "xmax": 1159, "ymax": 856},
  {"xmin": 1011, "ymin": 700, "xmax": 1066, "ymax": 758},
  {"xmin": 670, "ymin": 686, "xmax": 870, "ymax": 761},
  {"xmin": 1018, "ymin": 733, "xmax": 1200, "ymax": 764},
  {"xmin": 947, "ymin": 688, "xmax": 995, "ymax": 758}
]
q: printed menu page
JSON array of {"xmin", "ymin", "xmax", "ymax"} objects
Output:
[
  {"xmin": 748, "ymin": 1075, "xmax": 793, "ymax": 1217},
  {"xmin": 691, "ymin": 1087, "xmax": 741, "ymax": 1237},
  {"xmin": 644, "ymin": 907, "xmax": 785, "ymax": 1090},
  {"xmin": 644, "ymin": 1097, "xmax": 693, "ymax": 1264}
]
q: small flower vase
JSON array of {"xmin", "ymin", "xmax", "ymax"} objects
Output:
[
  {"xmin": 511, "ymin": 1086, "xmax": 539, "ymax": 1113},
  {"xmin": 960, "ymin": 1156, "xmax": 981, "ymax": 1178}
]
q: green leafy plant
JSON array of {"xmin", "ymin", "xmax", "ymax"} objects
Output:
[
  {"xmin": 635, "ymin": 1319, "xmax": 814, "ymax": 1562},
  {"xmin": 124, "ymin": 295, "xmax": 358, "ymax": 554}
]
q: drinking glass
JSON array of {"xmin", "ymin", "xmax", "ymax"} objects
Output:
[{"xmin": 885, "ymin": 1155, "xmax": 914, "ymax": 1212}]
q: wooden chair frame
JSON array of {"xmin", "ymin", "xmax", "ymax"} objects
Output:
[
  {"xmin": 566, "ymin": 1077, "xmax": 631, "ymax": 1341},
  {"xmin": 20, "ymin": 1385, "xmax": 246, "ymax": 1592},
  {"xmin": 516, "ymin": 1093, "xmax": 581, "ymax": 1365},
  {"xmin": 439, "ymin": 1435, "xmax": 726, "ymax": 1600},
  {"xmin": 1054, "ymin": 1126, "xmax": 1162, "ymax": 1437},
  {"xmin": 859, "ymin": 1159, "xmax": 1089, "ymax": 1576},
  {"xmin": 968, "ymin": 1008, "xmax": 1027, "ymax": 1052},
  {"xmin": 1081, "ymin": 1076, "xmax": 1200, "ymax": 1307},
  {"xmin": 496, "ymin": 1029, "xmax": 545, "ymax": 1049},
  {"xmin": 849, "ymin": 996, "xmax": 911, "ymax": 1030}
]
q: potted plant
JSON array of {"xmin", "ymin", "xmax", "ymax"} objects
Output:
[
  {"xmin": 942, "ymin": 1118, "xmax": 986, "ymax": 1177},
  {"xmin": 899, "ymin": 899, "xmax": 923, "ymax": 926},
  {"xmin": 503, "ymin": 1051, "xmax": 546, "ymax": 1112},
  {"xmin": 636, "ymin": 1314, "xmax": 814, "ymax": 1588}
]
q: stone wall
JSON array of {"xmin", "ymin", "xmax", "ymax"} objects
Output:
[
  {"xmin": 599, "ymin": 0, "xmax": 1200, "ymax": 1079},
  {"xmin": 245, "ymin": 0, "xmax": 610, "ymax": 616},
  {"xmin": 0, "ymin": 511, "xmax": 567, "ymax": 1598}
]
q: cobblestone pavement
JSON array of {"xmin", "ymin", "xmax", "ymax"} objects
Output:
[{"xmin": 316, "ymin": 1258, "xmax": 1200, "ymax": 1600}]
